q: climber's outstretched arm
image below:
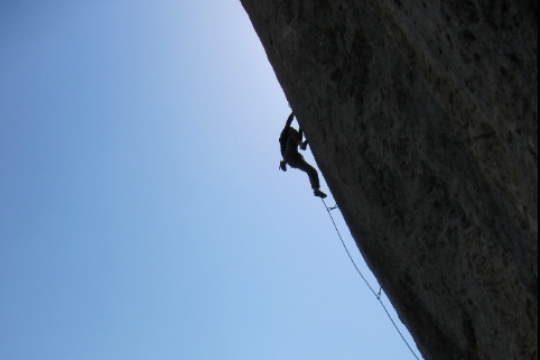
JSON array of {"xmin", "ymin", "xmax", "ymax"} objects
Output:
[{"xmin": 284, "ymin": 112, "xmax": 295, "ymax": 129}]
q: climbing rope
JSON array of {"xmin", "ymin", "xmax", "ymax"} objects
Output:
[{"xmin": 321, "ymin": 199, "xmax": 422, "ymax": 360}]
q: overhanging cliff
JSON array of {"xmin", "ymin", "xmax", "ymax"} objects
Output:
[{"xmin": 239, "ymin": 0, "xmax": 538, "ymax": 359}]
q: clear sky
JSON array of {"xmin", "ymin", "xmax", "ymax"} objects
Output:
[{"xmin": 0, "ymin": 1, "xmax": 423, "ymax": 359}]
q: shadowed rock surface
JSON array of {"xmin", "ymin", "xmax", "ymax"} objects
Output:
[{"xmin": 239, "ymin": 0, "xmax": 538, "ymax": 359}]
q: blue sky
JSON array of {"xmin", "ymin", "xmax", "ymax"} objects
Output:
[{"xmin": 0, "ymin": 1, "xmax": 422, "ymax": 359}]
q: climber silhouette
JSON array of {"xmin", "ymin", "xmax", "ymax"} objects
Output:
[{"xmin": 279, "ymin": 112, "xmax": 327, "ymax": 199}]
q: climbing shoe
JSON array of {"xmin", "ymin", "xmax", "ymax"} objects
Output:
[{"xmin": 314, "ymin": 189, "xmax": 327, "ymax": 199}]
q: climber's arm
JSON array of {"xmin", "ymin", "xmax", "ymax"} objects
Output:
[
  {"xmin": 298, "ymin": 127, "xmax": 309, "ymax": 150},
  {"xmin": 284, "ymin": 112, "xmax": 295, "ymax": 129}
]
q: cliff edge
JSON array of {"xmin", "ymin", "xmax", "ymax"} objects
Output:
[{"xmin": 239, "ymin": 0, "xmax": 538, "ymax": 359}]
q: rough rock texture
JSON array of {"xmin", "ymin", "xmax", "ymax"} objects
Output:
[{"xmin": 239, "ymin": 0, "xmax": 538, "ymax": 359}]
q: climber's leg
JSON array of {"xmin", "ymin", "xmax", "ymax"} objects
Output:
[{"xmin": 287, "ymin": 154, "xmax": 326, "ymax": 198}]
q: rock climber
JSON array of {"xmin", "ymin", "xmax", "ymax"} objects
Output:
[{"xmin": 279, "ymin": 111, "xmax": 327, "ymax": 199}]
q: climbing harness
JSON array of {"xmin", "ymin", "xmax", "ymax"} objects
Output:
[{"xmin": 321, "ymin": 199, "xmax": 422, "ymax": 360}]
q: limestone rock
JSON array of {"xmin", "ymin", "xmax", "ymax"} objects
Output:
[{"xmin": 239, "ymin": 0, "xmax": 538, "ymax": 359}]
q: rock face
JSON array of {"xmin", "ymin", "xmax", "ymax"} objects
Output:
[{"xmin": 239, "ymin": 0, "xmax": 538, "ymax": 359}]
